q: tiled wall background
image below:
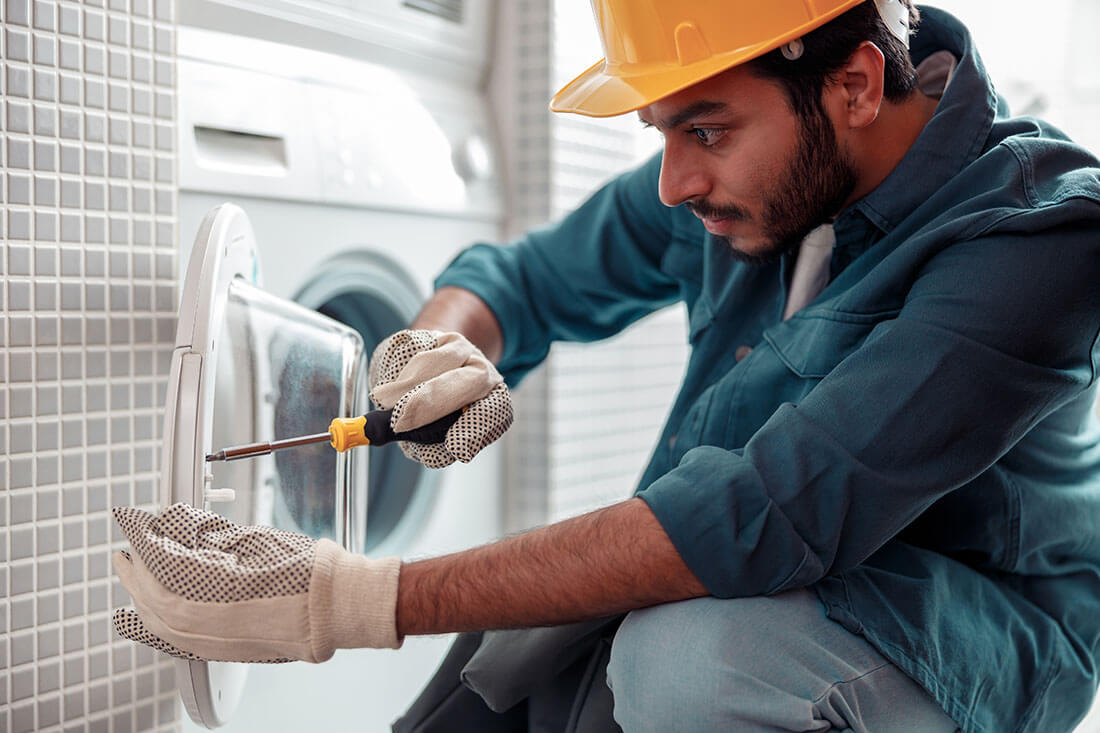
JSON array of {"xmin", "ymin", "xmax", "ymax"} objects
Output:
[{"xmin": 2, "ymin": 0, "xmax": 179, "ymax": 731}]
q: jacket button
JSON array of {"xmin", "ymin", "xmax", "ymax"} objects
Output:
[{"xmin": 735, "ymin": 345, "xmax": 753, "ymax": 362}]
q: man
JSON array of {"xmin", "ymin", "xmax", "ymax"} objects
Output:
[{"xmin": 113, "ymin": 1, "xmax": 1100, "ymax": 730}]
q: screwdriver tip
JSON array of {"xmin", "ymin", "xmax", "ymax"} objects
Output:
[{"xmin": 205, "ymin": 452, "xmax": 224, "ymax": 462}]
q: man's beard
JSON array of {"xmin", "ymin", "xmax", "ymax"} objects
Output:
[{"xmin": 688, "ymin": 106, "xmax": 858, "ymax": 265}]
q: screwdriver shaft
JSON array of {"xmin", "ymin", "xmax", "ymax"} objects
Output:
[
  {"xmin": 269, "ymin": 432, "xmax": 333, "ymax": 452},
  {"xmin": 206, "ymin": 432, "xmax": 330, "ymax": 462}
]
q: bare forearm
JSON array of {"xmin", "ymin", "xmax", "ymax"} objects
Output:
[
  {"xmin": 411, "ymin": 285, "xmax": 503, "ymax": 363},
  {"xmin": 395, "ymin": 497, "xmax": 708, "ymax": 636}
]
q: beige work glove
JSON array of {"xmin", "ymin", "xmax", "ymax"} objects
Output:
[
  {"xmin": 368, "ymin": 329, "xmax": 513, "ymax": 468},
  {"xmin": 111, "ymin": 503, "xmax": 402, "ymax": 664}
]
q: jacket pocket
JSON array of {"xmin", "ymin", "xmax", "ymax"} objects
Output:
[{"xmin": 763, "ymin": 309, "xmax": 899, "ymax": 379}]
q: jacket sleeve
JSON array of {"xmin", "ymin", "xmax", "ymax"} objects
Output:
[
  {"xmin": 434, "ymin": 153, "xmax": 685, "ymax": 385},
  {"xmin": 638, "ymin": 218, "xmax": 1100, "ymax": 598}
]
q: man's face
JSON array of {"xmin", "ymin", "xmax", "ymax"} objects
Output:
[{"xmin": 639, "ymin": 65, "xmax": 857, "ymax": 264}]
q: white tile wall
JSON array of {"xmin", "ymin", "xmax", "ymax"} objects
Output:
[{"xmin": 2, "ymin": 0, "xmax": 178, "ymax": 731}]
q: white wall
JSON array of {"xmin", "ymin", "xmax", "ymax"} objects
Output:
[{"xmin": 922, "ymin": 0, "xmax": 1100, "ymax": 155}]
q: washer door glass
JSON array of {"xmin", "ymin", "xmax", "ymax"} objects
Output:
[
  {"xmin": 211, "ymin": 278, "xmax": 369, "ymax": 549},
  {"xmin": 297, "ymin": 252, "xmax": 432, "ymax": 555}
]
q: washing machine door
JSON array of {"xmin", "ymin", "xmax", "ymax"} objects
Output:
[{"xmin": 161, "ymin": 203, "xmax": 369, "ymax": 727}]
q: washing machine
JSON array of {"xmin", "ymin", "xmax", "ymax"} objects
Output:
[{"xmin": 171, "ymin": 3, "xmax": 505, "ymax": 729}]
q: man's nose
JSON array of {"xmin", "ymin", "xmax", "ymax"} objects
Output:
[{"xmin": 658, "ymin": 142, "xmax": 709, "ymax": 208}]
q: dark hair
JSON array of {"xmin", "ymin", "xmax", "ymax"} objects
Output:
[{"xmin": 746, "ymin": 0, "xmax": 921, "ymax": 118}]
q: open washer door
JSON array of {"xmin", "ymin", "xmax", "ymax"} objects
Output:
[{"xmin": 162, "ymin": 203, "xmax": 369, "ymax": 727}]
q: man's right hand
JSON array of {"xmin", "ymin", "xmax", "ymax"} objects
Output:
[{"xmin": 368, "ymin": 329, "xmax": 513, "ymax": 468}]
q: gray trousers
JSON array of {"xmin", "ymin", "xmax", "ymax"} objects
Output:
[{"xmin": 394, "ymin": 589, "xmax": 958, "ymax": 732}]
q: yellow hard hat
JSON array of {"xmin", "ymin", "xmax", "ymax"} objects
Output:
[{"xmin": 551, "ymin": 0, "xmax": 909, "ymax": 118}]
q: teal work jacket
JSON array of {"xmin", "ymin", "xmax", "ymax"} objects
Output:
[{"xmin": 436, "ymin": 8, "xmax": 1100, "ymax": 731}]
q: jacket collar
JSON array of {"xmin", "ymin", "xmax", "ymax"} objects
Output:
[{"xmin": 841, "ymin": 6, "xmax": 998, "ymax": 237}]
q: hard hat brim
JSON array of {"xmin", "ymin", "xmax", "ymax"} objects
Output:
[
  {"xmin": 550, "ymin": 48, "xmax": 771, "ymax": 117},
  {"xmin": 550, "ymin": 0, "xmax": 867, "ymax": 118}
]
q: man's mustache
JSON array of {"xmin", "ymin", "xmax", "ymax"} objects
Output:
[{"xmin": 685, "ymin": 200, "xmax": 749, "ymax": 221}]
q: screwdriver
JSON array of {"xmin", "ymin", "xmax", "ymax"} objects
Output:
[{"xmin": 205, "ymin": 408, "xmax": 463, "ymax": 462}]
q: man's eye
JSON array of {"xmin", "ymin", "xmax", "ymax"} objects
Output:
[{"xmin": 692, "ymin": 128, "xmax": 723, "ymax": 146}]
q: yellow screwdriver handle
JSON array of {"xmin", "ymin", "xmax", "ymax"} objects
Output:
[
  {"xmin": 328, "ymin": 408, "xmax": 462, "ymax": 452},
  {"xmin": 329, "ymin": 416, "xmax": 370, "ymax": 452}
]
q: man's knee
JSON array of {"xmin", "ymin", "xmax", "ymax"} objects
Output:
[
  {"xmin": 606, "ymin": 598, "xmax": 749, "ymax": 730},
  {"xmin": 605, "ymin": 591, "xmax": 957, "ymax": 733}
]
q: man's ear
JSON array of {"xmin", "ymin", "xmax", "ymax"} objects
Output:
[{"xmin": 840, "ymin": 41, "xmax": 886, "ymax": 129}]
